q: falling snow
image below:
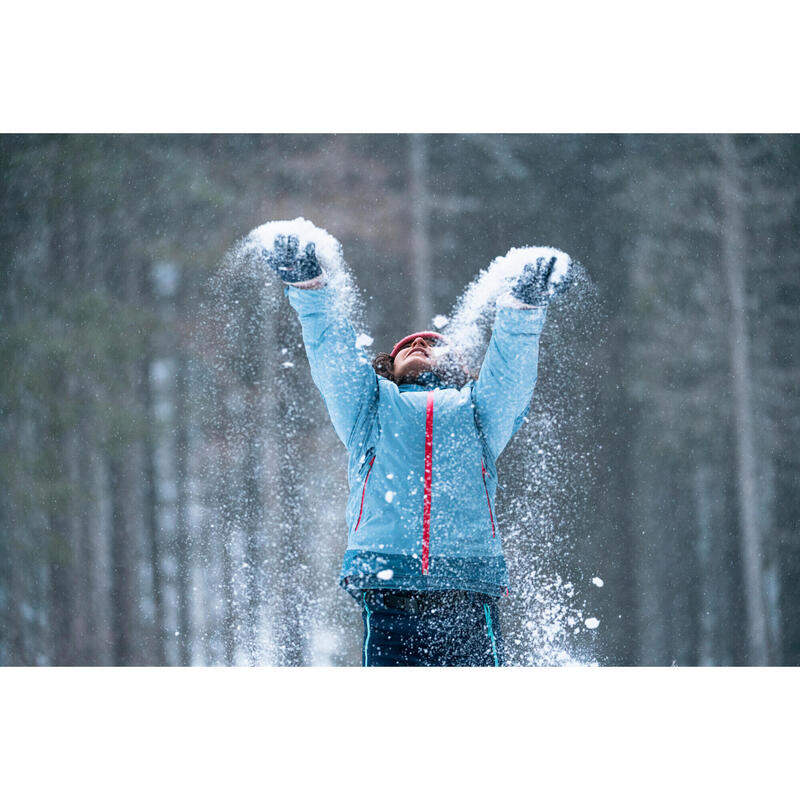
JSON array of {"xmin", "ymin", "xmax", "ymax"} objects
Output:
[{"xmin": 201, "ymin": 220, "xmax": 602, "ymax": 666}]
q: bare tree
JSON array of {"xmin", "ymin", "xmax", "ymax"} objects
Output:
[
  {"xmin": 409, "ymin": 134, "xmax": 433, "ymax": 329},
  {"xmin": 139, "ymin": 265, "xmax": 167, "ymax": 665},
  {"xmin": 174, "ymin": 270, "xmax": 194, "ymax": 665},
  {"xmin": 715, "ymin": 135, "xmax": 769, "ymax": 665}
]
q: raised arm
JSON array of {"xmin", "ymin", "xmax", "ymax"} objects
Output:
[
  {"xmin": 286, "ymin": 284, "xmax": 377, "ymax": 446},
  {"xmin": 473, "ymin": 254, "xmax": 572, "ymax": 461},
  {"xmin": 264, "ymin": 232, "xmax": 378, "ymax": 447}
]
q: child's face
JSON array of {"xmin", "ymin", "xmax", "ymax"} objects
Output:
[{"xmin": 393, "ymin": 336, "xmax": 439, "ymax": 382}]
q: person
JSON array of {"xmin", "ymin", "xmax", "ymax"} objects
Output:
[{"xmin": 263, "ymin": 229, "xmax": 572, "ymax": 666}]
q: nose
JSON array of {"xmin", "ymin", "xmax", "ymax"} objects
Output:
[{"xmin": 408, "ymin": 338, "xmax": 431, "ymax": 354}]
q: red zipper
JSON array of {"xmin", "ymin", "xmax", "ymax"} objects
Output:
[
  {"xmin": 354, "ymin": 456, "xmax": 376, "ymax": 532},
  {"xmin": 481, "ymin": 460, "xmax": 496, "ymax": 537},
  {"xmin": 421, "ymin": 391, "xmax": 435, "ymax": 574}
]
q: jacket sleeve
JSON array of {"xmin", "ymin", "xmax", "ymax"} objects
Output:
[
  {"xmin": 285, "ymin": 284, "xmax": 378, "ymax": 447},
  {"xmin": 472, "ymin": 294, "xmax": 548, "ymax": 462}
]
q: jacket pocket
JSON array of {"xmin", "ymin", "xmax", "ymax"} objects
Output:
[
  {"xmin": 481, "ymin": 460, "xmax": 496, "ymax": 538},
  {"xmin": 355, "ymin": 454, "xmax": 377, "ymax": 532}
]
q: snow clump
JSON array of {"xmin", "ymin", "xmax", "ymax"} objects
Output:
[
  {"xmin": 235, "ymin": 216, "xmax": 365, "ymax": 324},
  {"xmin": 442, "ymin": 245, "xmax": 573, "ymax": 366},
  {"xmin": 592, "ymin": 576, "xmax": 604, "ymax": 587},
  {"xmin": 584, "ymin": 617, "xmax": 600, "ymax": 629},
  {"xmin": 376, "ymin": 569, "xmax": 394, "ymax": 580},
  {"xmin": 355, "ymin": 333, "xmax": 374, "ymax": 348},
  {"xmin": 248, "ymin": 217, "xmax": 345, "ymax": 275}
]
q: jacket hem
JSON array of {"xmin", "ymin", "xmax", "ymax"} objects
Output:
[{"xmin": 339, "ymin": 549, "xmax": 510, "ymax": 599}]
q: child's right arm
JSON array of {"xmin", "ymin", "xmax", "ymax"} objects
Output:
[
  {"xmin": 262, "ymin": 231, "xmax": 377, "ymax": 447},
  {"xmin": 285, "ymin": 283, "xmax": 378, "ymax": 447}
]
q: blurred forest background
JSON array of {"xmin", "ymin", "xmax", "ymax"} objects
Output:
[{"xmin": 1, "ymin": 133, "xmax": 798, "ymax": 667}]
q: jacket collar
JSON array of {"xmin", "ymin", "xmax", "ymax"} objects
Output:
[{"xmin": 397, "ymin": 371, "xmax": 456, "ymax": 391}]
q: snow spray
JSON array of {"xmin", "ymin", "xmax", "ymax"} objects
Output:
[
  {"xmin": 434, "ymin": 247, "xmax": 604, "ymax": 666},
  {"xmin": 195, "ymin": 219, "xmax": 368, "ymax": 665},
  {"xmin": 441, "ymin": 245, "xmax": 575, "ymax": 368}
]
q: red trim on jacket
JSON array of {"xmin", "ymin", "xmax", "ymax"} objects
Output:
[{"xmin": 421, "ymin": 391, "xmax": 435, "ymax": 574}]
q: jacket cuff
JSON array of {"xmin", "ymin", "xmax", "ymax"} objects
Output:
[
  {"xmin": 285, "ymin": 283, "xmax": 338, "ymax": 314},
  {"xmin": 496, "ymin": 291, "xmax": 547, "ymax": 310},
  {"xmin": 494, "ymin": 293, "xmax": 548, "ymax": 333}
]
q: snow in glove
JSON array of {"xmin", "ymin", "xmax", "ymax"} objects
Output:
[
  {"xmin": 511, "ymin": 256, "xmax": 573, "ymax": 306},
  {"xmin": 263, "ymin": 234, "xmax": 323, "ymax": 284}
]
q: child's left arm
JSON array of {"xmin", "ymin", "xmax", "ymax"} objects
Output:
[
  {"xmin": 263, "ymin": 231, "xmax": 378, "ymax": 448},
  {"xmin": 473, "ymin": 254, "xmax": 573, "ymax": 461}
]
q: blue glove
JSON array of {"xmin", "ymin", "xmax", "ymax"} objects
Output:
[
  {"xmin": 263, "ymin": 234, "xmax": 322, "ymax": 283},
  {"xmin": 511, "ymin": 256, "xmax": 572, "ymax": 306}
]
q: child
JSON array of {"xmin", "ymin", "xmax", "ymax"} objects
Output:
[{"xmin": 264, "ymin": 228, "xmax": 572, "ymax": 665}]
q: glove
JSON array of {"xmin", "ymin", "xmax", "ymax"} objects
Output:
[
  {"xmin": 263, "ymin": 234, "xmax": 322, "ymax": 284},
  {"xmin": 511, "ymin": 256, "xmax": 573, "ymax": 306}
]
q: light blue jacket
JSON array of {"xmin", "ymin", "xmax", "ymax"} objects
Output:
[{"xmin": 286, "ymin": 285, "xmax": 547, "ymax": 597}]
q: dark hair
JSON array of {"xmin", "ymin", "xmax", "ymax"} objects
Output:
[
  {"xmin": 372, "ymin": 352, "xmax": 398, "ymax": 382},
  {"xmin": 371, "ymin": 352, "xmax": 477, "ymax": 388}
]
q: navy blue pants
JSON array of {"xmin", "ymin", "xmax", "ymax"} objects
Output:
[{"xmin": 360, "ymin": 590, "xmax": 504, "ymax": 667}]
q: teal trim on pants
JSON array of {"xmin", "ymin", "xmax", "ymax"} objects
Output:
[
  {"xmin": 362, "ymin": 592, "xmax": 372, "ymax": 667},
  {"xmin": 483, "ymin": 602, "xmax": 500, "ymax": 667}
]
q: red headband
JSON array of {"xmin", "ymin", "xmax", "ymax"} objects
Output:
[{"xmin": 390, "ymin": 331, "xmax": 446, "ymax": 358}]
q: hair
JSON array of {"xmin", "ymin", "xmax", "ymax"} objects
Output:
[
  {"xmin": 371, "ymin": 352, "xmax": 477, "ymax": 388},
  {"xmin": 372, "ymin": 352, "xmax": 397, "ymax": 382}
]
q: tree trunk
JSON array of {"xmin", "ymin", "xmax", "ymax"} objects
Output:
[
  {"xmin": 694, "ymin": 463, "xmax": 717, "ymax": 665},
  {"xmin": 47, "ymin": 460, "xmax": 75, "ymax": 665},
  {"xmin": 219, "ymin": 425, "xmax": 238, "ymax": 665},
  {"xmin": 242, "ymin": 416, "xmax": 264, "ymax": 664},
  {"xmin": 108, "ymin": 451, "xmax": 139, "ymax": 665},
  {"xmin": 268, "ymin": 313, "xmax": 308, "ymax": 666},
  {"xmin": 139, "ymin": 265, "xmax": 167, "ymax": 665},
  {"xmin": 74, "ymin": 380, "xmax": 106, "ymax": 665},
  {"xmin": 105, "ymin": 222, "xmax": 146, "ymax": 666},
  {"xmin": 174, "ymin": 330, "xmax": 193, "ymax": 665},
  {"xmin": 409, "ymin": 134, "xmax": 433, "ymax": 330},
  {"xmin": 717, "ymin": 134, "xmax": 769, "ymax": 665}
]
